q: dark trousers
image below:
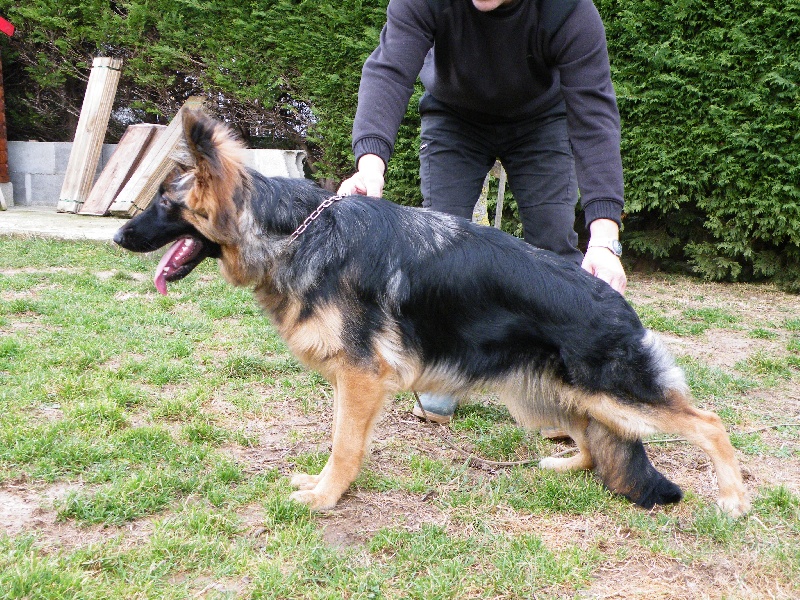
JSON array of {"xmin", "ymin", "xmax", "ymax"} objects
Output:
[{"xmin": 419, "ymin": 93, "xmax": 583, "ymax": 264}]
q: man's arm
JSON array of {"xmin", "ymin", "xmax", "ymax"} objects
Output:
[
  {"xmin": 549, "ymin": 0, "xmax": 627, "ymax": 293},
  {"xmin": 343, "ymin": 0, "xmax": 435, "ymax": 197},
  {"xmin": 551, "ymin": 0, "xmax": 624, "ymax": 227}
]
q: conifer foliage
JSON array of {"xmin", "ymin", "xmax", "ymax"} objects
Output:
[{"xmin": 597, "ymin": 0, "xmax": 800, "ymax": 289}]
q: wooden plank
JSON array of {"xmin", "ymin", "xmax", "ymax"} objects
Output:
[
  {"xmin": 79, "ymin": 124, "xmax": 164, "ymax": 216},
  {"xmin": 109, "ymin": 96, "xmax": 205, "ymax": 217},
  {"xmin": 58, "ymin": 57, "xmax": 123, "ymax": 213}
]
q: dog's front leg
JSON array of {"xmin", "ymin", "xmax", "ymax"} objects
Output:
[{"xmin": 290, "ymin": 365, "xmax": 388, "ymax": 510}]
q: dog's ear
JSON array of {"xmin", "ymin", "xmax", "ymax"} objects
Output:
[
  {"xmin": 180, "ymin": 109, "xmax": 247, "ymax": 224},
  {"xmin": 182, "ymin": 109, "xmax": 221, "ymax": 172},
  {"xmin": 183, "ymin": 110, "xmax": 244, "ymax": 175}
]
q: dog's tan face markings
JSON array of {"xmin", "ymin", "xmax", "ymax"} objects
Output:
[
  {"xmin": 158, "ymin": 116, "xmax": 257, "ymax": 286},
  {"xmin": 175, "ymin": 109, "xmax": 250, "ymax": 249}
]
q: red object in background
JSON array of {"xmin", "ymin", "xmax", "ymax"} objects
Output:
[{"xmin": 0, "ymin": 16, "xmax": 14, "ymax": 37}]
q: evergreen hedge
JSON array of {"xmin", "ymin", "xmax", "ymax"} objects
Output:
[
  {"xmin": 0, "ymin": 0, "xmax": 797, "ymax": 289},
  {"xmin": 598, "ymin": 0, "xmax": 800, "ymax": 290}
]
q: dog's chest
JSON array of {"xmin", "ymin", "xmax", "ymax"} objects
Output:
[{"xmin": 253, "ymin": 287, "xmax": 345, "ymax": 366}]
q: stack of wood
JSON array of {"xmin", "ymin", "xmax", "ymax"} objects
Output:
[
  {"xmin": 78, "ymin": 124, "xmax": 164, "ymax": 216},
  {"xmin": 56, "ymin": 55, "xmax": 205, "ymax": 217},
  {"xmin": 108, "ymin": 96, "xmax": 204, "ymax": 217}
]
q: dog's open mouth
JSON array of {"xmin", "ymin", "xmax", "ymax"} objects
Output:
[{"xmin": 154, "ymin": 236, "xmax": 210, "ymax": 295}]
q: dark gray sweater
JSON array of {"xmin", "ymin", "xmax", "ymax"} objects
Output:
[{"xmin": 352, "ymin": 0, "xmax": 624, "ymax": 226}]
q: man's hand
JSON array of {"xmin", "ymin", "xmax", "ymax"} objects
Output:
[
  {"xmin": 582, "ymin": 218, "xmax": 627, "ymax": 294},
  {"xmin": 337, "ymin": 154, "xmax": 386, "ymax": 197}
]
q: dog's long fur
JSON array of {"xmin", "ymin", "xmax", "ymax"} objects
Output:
[{"xmin": 114, "ymin": 111, "xmax": 749, "ymax": 515}]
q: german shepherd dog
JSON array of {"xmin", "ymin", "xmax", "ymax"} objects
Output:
[{"xmin": 114, "ymin": 111, "xmax": 749, "ymax": 516}]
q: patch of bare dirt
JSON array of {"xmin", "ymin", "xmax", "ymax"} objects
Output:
[
  {"xmin": 319, "ymin": 490, "xmax": 448, "ymax": 547},
  {"xmin": 580, "ymin": 551, "xmax": 794, "ymax": 600},
  {"xmin": 0, "ymin": 480, "xmax": 154, "ymax": 551},
  {"xmin": 659, "ymin": 329, "xmax": 776, "ymax": 371},
  {"xmin": 0, "ymin": 482, "xmax": 74, "ymax": 538}
]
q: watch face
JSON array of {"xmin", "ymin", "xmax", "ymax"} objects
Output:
[{"xmin": 610, "ymin": 240, "xmax": 623, "ymax": 256}]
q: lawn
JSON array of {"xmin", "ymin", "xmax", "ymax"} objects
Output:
[{"xmin": 0, "ymin": 236, "xmax": 798, "ymax": 599}]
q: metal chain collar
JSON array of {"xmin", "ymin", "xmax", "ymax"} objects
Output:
[{"xmin": 289, "ymin": 195, "xmax": 345, "ymax": 243}]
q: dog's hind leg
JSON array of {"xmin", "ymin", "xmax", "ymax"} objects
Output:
[
  {"xmin": 501, "ymin": 373, "xmax": 594, "ymax": 472},
  {"xmin": 290, "ymin": 363, "xmax": 388, "ymax": 510},
  {"xmin": 584, "ymin": 389, "xmax": 748, "ymax": 516},
  {"xmin": 538, "ymin": 415, "xmax": 595, "ymax": 472},
  {"xmin": 649, "ymin": 390, "xmax": 750, "ymax": 517},
  {"xmin": 585, "ymin": 418, "xmax": 683, "ymax": 509}
]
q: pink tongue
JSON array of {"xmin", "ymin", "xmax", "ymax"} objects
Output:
[{"xmin": 153, "ymin": 237, "xmax": 195, "ymax": 295}]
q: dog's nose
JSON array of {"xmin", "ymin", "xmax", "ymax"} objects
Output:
[{"xmin": 112, "ymin": 229, "xmax": 125, "ymax": 246}]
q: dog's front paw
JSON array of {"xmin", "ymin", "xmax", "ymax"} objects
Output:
[
  {"xmin": 716, "ymin": 491, "xmax": 751, "ymax": 518},
  {"xmin": 291, "ymin": 472, "xmax": 321, "ymax": 490},
  {"xmin": 289, "ymin": 489, "xmax": 339, "ymax": 511}
]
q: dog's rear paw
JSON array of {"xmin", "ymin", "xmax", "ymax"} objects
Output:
[
  {"xmin": 289, "ymin": 489, "xmax": 339, "ymax": 511},
  {"xmin": 291, "ymin": 472, "xmax": 321, "ymax": 490},
  {"xmin": 539, "ymin": 452, "xmax": 593, "ymax": 472},
  {"xmin": 716, "ymin": 491, "xmax": 751, "ymax": 518}
]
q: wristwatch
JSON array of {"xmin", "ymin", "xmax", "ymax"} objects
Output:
[{"xmin": 587, "ymin": 238, "xmax": 623, "ymax": 257}]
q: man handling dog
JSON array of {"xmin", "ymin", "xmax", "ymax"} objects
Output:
[{"xmin": 339, "ymin": 0, "xmax": 628, "ymax": 423}]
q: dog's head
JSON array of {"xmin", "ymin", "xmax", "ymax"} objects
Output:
[{"xmin": 114, "ymin": 110, "xmax": 248, "ymax": 294}]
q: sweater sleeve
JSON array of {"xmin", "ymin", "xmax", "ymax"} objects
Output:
[
  {"xmin": 352, "ymin": 0, "xmax": 436, "ymax": 167},
  {"xmin": 549, "ymin": 0, "xmax": 624, "ymax": 227}
]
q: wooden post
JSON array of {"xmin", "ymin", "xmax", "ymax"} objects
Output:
[
  {"xmin": 109, "ymin": 96, "xmax": 204, "ymax": 217},
  {"xmin": 491, "ymin": 161, "xmax": 506, "ymax": 229},
  {"xmin": 472, "ymin": 160, "xmax": 506, "ymax": 229},
  {"xmin": 57, "ymin": 57, "xmax": 123, "ymax": 213},
  {"xmin": 79, "ymin": 124, "xmax": 165, "ymax": 216},
  {"xmin": 0, "ymin": 48, "xmax": 10, "ymax": 210}
]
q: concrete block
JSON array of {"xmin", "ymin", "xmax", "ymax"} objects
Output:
[
  {"xmin": 100, "ymin": 143, "xmax": 116, "ymax": 166},
  {"xmin": 8, "ymin": 171, "xmax": 26, "ymax": 205},
  {"xmin": 8, "ymin": 141, "xmax": 56, "ymax": 174},
  {"xmin": 12, "ymin": 173, "xmax": 65, "ymax": 206},
  {"xmin": 243, "ymin": 150, "xmax": 305, "ymax": 179},
  {"xmin": 54, "ymin": 142, "xmax": 74, "ymax": 172},
  {"xmin": 7, "ymin": 141, "xmax": 306, "ymax": 208}
]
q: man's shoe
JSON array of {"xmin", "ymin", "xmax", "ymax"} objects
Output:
[{"xmin": 412, "ymin": 393, "xmax": 459, "ymax": 424}]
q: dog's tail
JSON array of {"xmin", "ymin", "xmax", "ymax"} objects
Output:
[{"xmin": 586, "ymin": 419, "xmax": 683, "ymax": 508}]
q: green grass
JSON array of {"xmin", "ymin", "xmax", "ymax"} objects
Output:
[
  {"xmin": 633, "ymin": 303, "xmax": 739, "ymax": 336},
  {"xmin": 0, "ymin": 237, "xmax": 799, "ymax": 598}
]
